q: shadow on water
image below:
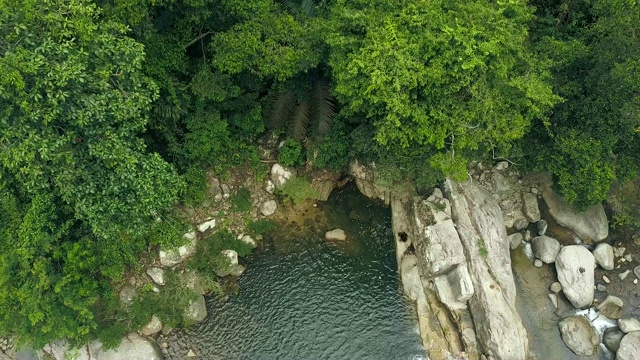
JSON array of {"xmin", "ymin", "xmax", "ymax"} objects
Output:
[{"xmin": 166, "ymin": 183, "xmax": 425, "ymax": 360}]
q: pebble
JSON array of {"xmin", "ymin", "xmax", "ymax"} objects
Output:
[
  {"xmin": 603, "ymin": 275, "xmax": 611, "ymax": 284},
  {"xmin": 548, "ymin": 293, "xmax": 558, "ymax": 309},
  {"xmin": 619, "ymin": 270, "xmax": 630, "ymax": 281},
  {"xmin": 614, "ymin": 247, "xmax": 626, "ymax": 257},
  {"xmin": 634, "ymin": 279, "xmax": 638, "ymax": 285},
  {"xmin": 597, "ymin": 284, "xmax": 607, "ymax": 292},
  {"xmin": 550, "ymin": 282, "xmax": 562, "ymax": 293},
  {"xmin": 534, "ymin": 259, "xmax": 543, "ymax": 267},
  {"xmin": 634, "ymin": 266, "xmax": 640, "ymax": 279},
  {"xmin": 187, "ymin": 349, "xmax": 197, "ymax": 357},
  {"xmin": 624, "ymin": 254, "xmax": 633, "ymax": 262}
]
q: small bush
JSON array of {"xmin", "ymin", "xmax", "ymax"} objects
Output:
[
  {"xmin": 183, "ymin": 166, "xmax": 207, "ymax": 206},
  {"xmin": 278, "ymin": 138, "xmax": 305, "ymax": 167},
  {"xmin": 230, "ymin": 187, "xmax": 252, "ymax": 213},
  {"xmin": 246, "ymin": 219, "xmax": 277, "ymax": 236},
  {"xmin": 188, "ymin": 230, "xmax": 255, "ymax": 274},
  {"xmin": 278, "ymin": 176, "xmax": 318, "ymax": 205}
]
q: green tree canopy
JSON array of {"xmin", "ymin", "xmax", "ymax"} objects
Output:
[
  {"xmin": 0, "ymin": 0, "xmax": 182, "ymax": 345},
  {"xmin": 328, "ymin": 0, "xmax": 559, "ymax": 176}
]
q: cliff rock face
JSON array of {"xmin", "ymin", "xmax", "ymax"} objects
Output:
[{"xmin": 444, "ymin": 180, "xmax": 529, "ymax": 360}]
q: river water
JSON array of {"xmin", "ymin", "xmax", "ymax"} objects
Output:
[{"xmin": 166, "ymin": 184, "xmax": 425, "ymax": 360}]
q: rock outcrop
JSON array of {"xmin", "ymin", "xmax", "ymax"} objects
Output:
[
  {"xmin": 541, "ymin": 186, "xmax": 608, "ymax": 243},
  {"xmin": 445, "ymin": 179, "xmax": 529, "ymax": 360},
  {"xmin": 348, "ymin": 159, "xmax": 393, "ymax": 204}
]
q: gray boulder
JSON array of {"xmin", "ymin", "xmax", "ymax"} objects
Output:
[
  {"xmin": 542, "ymin": 187, "xmax": 608, "ymax": 243},
  {"xmin": 445, "ymin": 179, "xmax": 528, "ymax": 360},
  {"xmin": 259, "ymin": 200, "xmax": 277, "ymax": 216},
  {"xmin": 433, "ymin": 264, "xmax": 474, "ymax": 311},
  {"xmin": 604, "ymin": 327, "xmax": 625, "ymax": 352},
  {"xmin": 141, "ymin": 315, "xmax": 162, "ymax": 336},
  {"xmin": 633, "ymin": 266, "xmax": 640, "ymax": 279},
  {"xmin": 92, "ymin": 333, "xmax": 162, "ymax": 360},
  {"xmin": 118, "ymin": 285, "xmax": 138, "ymax": 306},
  {"xmin": 531, "ymin": 236, "xmax": 561, "ymax": 263},
  {"xmin": 593, "ymin": 243, "xmax": 615, "ymax": 270},
  {"xmin": 555, "ymin": 245, "xmax": 595, "ymax": 308},
  {"xmin": 617, "ymin": 331, "xmax": 640, "ymax": 360},
  {"xmin": 537, "ymin": 220, "xmax": 548, "ymax": 236},
  {"xmin": 146, "ymin": 267, "xmax": 165, "ymax": 286},
  {"xmin": 508, "ymin": 233, "xmax": 523, "ymax": 250},
  {"xmin": 558, "ymin": 316, "xmax": 599, "ymax": 356},
  {"xmin": 184, "ymin": 295, "xmax": 207, "ymax": 323},
  {"xmin": 522, "ymin": 193, "xmax": 541, "ymax": 222}
]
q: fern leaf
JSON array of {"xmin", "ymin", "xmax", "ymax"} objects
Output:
[
  {"xmin": 264, "ymin": 91, "xmax": 296, "ymax": 130},
  {"xmin": 310, "ymin": 80, "xmax": 335, "ymax": 140},
  {"xmin": 290, "ymin": 101, "xmax": 310, "ymax": 141}
]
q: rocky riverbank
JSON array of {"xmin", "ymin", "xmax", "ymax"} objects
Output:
[{"xmin": 350, "ymin": 159, "xmax": 640, "ymax": 360}]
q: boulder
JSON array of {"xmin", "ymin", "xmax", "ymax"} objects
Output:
[
  {"xmin": 118, "ymin": 285, "xmax": 138, "ymax": 306},
  {"xmin": 537, "ymin": 220, "xmax": 548, "ymax": 236},
  {"xmin": 593, "ymin": 243, "xmax": 615, "ymax": 270},
  {"xmin": 548, "ymin": 293, "xmax": 558, "ymax": 309},
  {"xmin": 495, "ymin": 161, "xmax": 509, "ymax": 171},
  {"xmin": 433, "ymin": 264, "xmax": 474, "ymax": 310},
  {"xmin": 617, "ymin": 331, "xmax": 640, "ymax": 360},
  {"xmin": 558, "ymin": 316, "xmax": 599, "ymax": 356},
  {"xmin": 531, "ymin": 236, "xmax": 561, "ymax": 264},
  {"xmin": 550, "ymin": 282, "xmax": 562, "ymax": 293},
  {"xmin": 508, "ymin": 233, "xmax": 523, "ymax": 250},
  {"xmin": 619, "ymin": 318, "xmax": 640, "ymax": 333},
  {"xmin": 555, "ymin": 245, "xmax": 595, "ymax": 308},
  {"xmin": 265, "ymin": 180, "xmax": 276, "ymax": 194},
  {"xmin": 514, "ymin": 219, "xmax": 529, "ymax": 231},
  {"xmin": 141, "ymin": 315, "xmax": 162, "ymax": 336},
  {"xmin": 197, "ymin": 218, "xmax": 215, "ymax": 233},
  {"xmin": 445, "ymin": 179, "xmax": 528, "ymax": 360},
  {"xmin": 522, "ymin": 193, "xmax": 541, "ymax": 223},
  {"xmin": 159, "ymin": 231, "xmax": 197, "ymax": 267},
  {"xmin": 146, "ymin": 267, "xmax": 165, "ymax": 286},
  {"xmin": 184, "ymin": 295, "xmax": 207, "ymax": 323},
  {"xmin": 92, "ymin": 333, "xmax": 162, "ymax": 360},
  {"xmin": 541, "ymin": 187, "xmax": 608, "ymax": 243},
  {"xmin": 491, "ymin": 172, "xmax": 511, "ymax": 193},
  {"xmin": 259, "ymin": 200, "xmax": 277, "ymax": 216},
  {"xmin": 270, "ymin": 163, "xmax": 293, "ymax": 189},
  {"xmin": 325, "ymin": 229, "xmax": 346, "ymax": 241},
  {"xmin": 221, "ymin": 250, "xmax": 239, "ymax": 266},
  {"xmin": 597, "ymin": 295, "xmax": 624, "ymax": 319},
  {"xmin": 603, "ymin": 327, "xmax": 625, "ymax": 352},
  {"xmin": 348, "ymin": 159, "xmax": 392, "ymax": 203},
  {"xmin": 240, "ymin": 235, "xmax": 256, "ymax": 247}
]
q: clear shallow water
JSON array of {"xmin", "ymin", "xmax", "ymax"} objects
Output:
[{"xmin": 169, "ymin": 185, "xmax": 425, "ymax": 360}]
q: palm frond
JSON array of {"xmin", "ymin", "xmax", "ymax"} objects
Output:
[
  {"xmin": 290, "ymin": 101, "xmax": 310, "ymax": 141},
  {"xmin": 310, "ymin": 80, "xmax": 335, "ymax": 140},
  {"xmin": 300, "ymin": 0, "xmax": 317, "ymax": 17},
  {"xmin": 264, "ymin": 90, "xmax": 297, "ymax": 130}
]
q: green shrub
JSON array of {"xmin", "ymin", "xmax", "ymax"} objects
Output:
[
  {"xmin": 187, "ymin": 230, "xmax": 255, "ymax": 274},
  {"xmin": 278, "ymin": 138, "xmax": 305, "ymax": 167},
  {"xmin": 246, "ymin": 219, "xmax": 277, "ymax": 236},
  {"xmin": 312, "ymin": 121, "xmax": 350, "ymax": 171},
  {"xmin": 183, "ymin": 166, "xmax": 208, "ymax": 206},
  {"xmin": 230, "ymin": 187, "xmax": 252, "ymax": 213},
  {"xmin": 278, "ymin": 176, "xmax": 318, "ymax": 205}
]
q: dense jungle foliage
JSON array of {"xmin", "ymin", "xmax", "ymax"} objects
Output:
[{"xmin": 0, "ymin": 0, "xmax": 638, "ymax": 348}]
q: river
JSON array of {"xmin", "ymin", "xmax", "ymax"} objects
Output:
[{"xmin": 164, "ymin": 184, "xmax": 426, "ymax": 360}]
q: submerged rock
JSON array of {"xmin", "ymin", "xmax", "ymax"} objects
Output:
[
  {"xmin": 597, "ymin": 295, "xmax": 624, "ymax": 319},
  {"xmin": 603, "ymin": 327, "xmax": 625, "ymax": 352},
  {"xmin": 558, "ymin": 316, "xmax": 599, "ymax": 356},
  {"xmin": 325, "ymin": 229, "xmax": 346, "ymax": 241}
]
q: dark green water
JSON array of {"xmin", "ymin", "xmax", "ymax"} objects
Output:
[{"xmin": 168, "ymin": 185, "xmax": 425, "ymax": 360}]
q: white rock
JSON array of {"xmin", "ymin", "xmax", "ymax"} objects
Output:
[
  {"xmin": 197, "ymin": 218, "xmax": 216, "ymax": 232},
  {"xmin": 221, "ymin": 250, "xmax": 239, "ymax": 266},
  {"xmin": 619, "ymin": 270, "xmax": 631, "ymax": 281},
  {"xmin": 241, "ymin": 235, "xmax": 256, "ymax": 247},
  {"xmin": 495, "ymin": 161, "xmax": 509, "ymax": 171},
  {"xmin": 265, "ymin": 180, "xmax": 276, "ymax": 194},
  {"xmin": 548, "ymin": 293, "xmax": 558, "ymax": 308},
  {"xmin": 91, "ymin": 333, "xmax": 162, "ymax": 360},
  {"xmin": 614, "ymin": 247, "xmax": 626, "ymax": 258},
  {"xmin": 325, "ymin": 229, "xmax": 347, "ymax": 241},
  {"xmin": 270, "ymin": 163, "xmax": 294, "ymax": 188},
  {"xmin": 259, "ymin": 200, "xmax": 277, "ymax": 216},
  {"xmin": 534, "ymin": 259, "xmax": 543, "ymax": 267},
  {"xmin": 187, "ymin": 349, "xmax": 197, "ymax": 357},
  {"xmin": 618, "ymin": 318, "xmax": 640, "ymax": 333},
  {"xmin": 146, "ymin": 267, "xmax": 165, "ymax": 286},
  {"xmin": 556, "ymin": 245, "xmax": 595, "ymax": 308},
  {"xmin": 550, "ymin": 282, "xmax": 562, "ymax": 293},
  {"xmin": 593, "ymin": 243, "xmax": 615, "ymax": 270},
  {"xmin": 604, "ymin": 275, "xmax": 611, "ymax": 284},
  {"xmin": 159, "ymin": 231, "xmax": 197, "ymax": 267},
  {"xmin": 141, "ymin": 315, "xmax": 162, "ymax": 336}
]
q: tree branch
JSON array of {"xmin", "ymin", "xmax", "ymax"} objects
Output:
[{"xmin": 184, "ymin": 31, "xmax": 213, "ymax": 49}]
